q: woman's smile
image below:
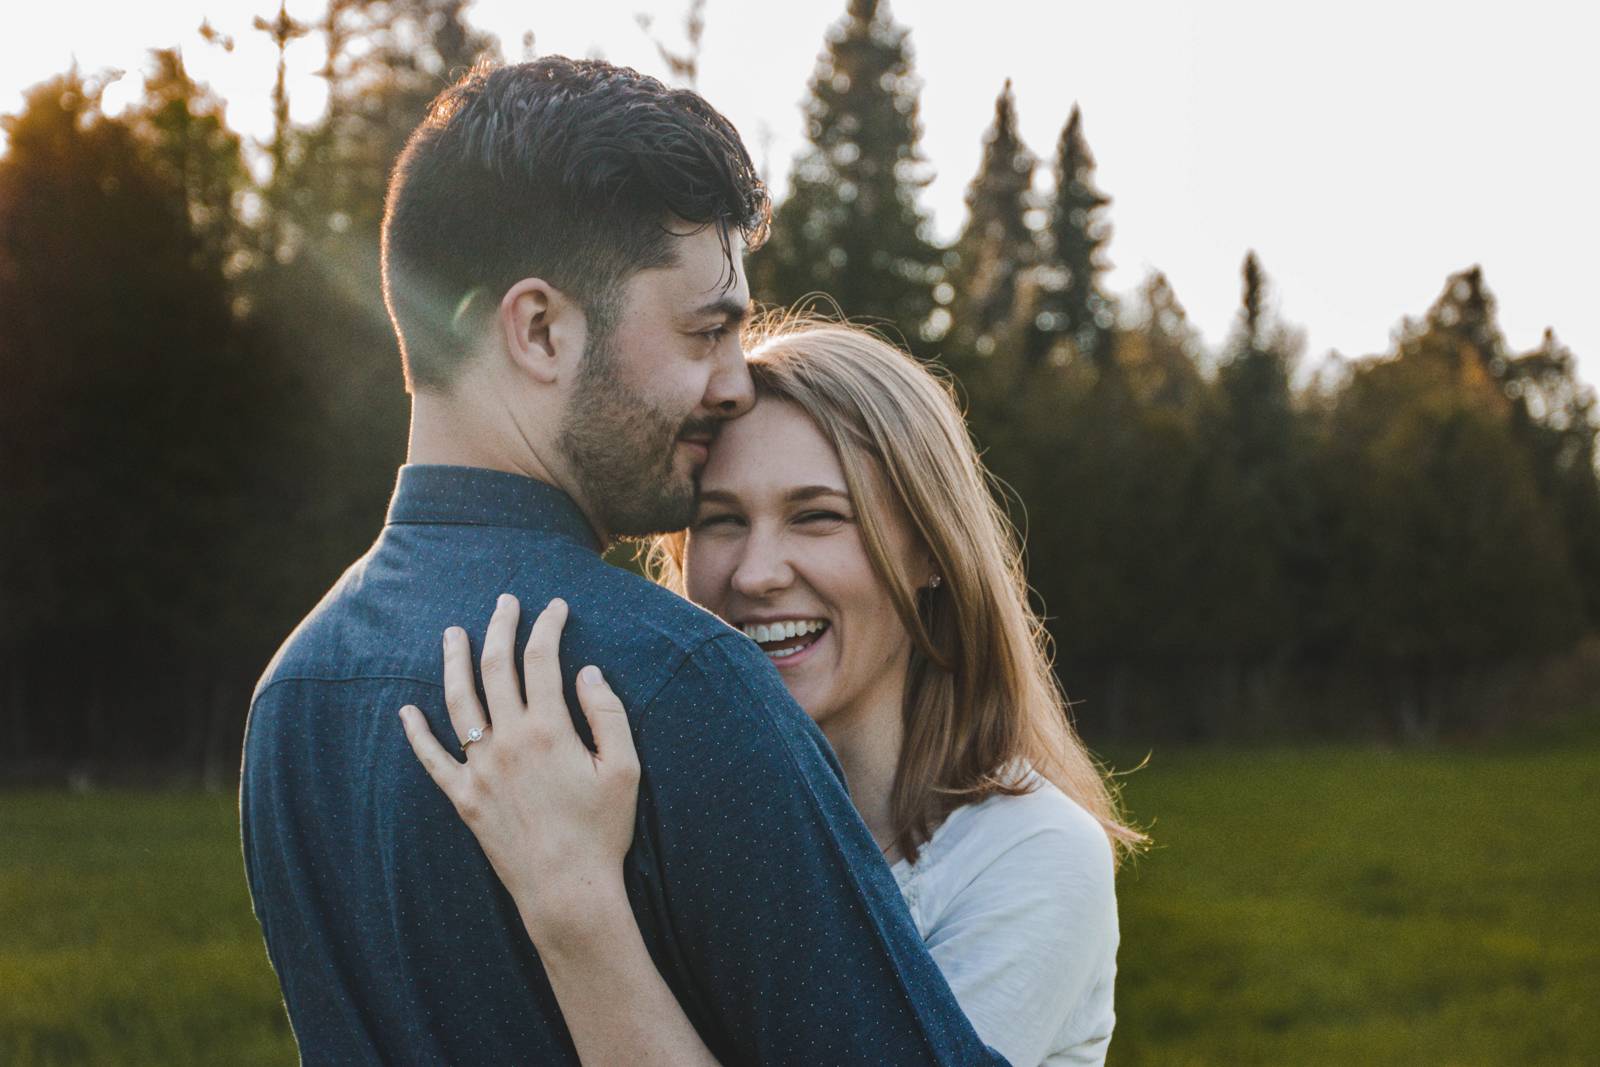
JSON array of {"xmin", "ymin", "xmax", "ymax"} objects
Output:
[{"xmin": 739, "ymin": 617, "xmax": 832, "ymax": 668}]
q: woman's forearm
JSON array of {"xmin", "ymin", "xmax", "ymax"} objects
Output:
[{"xmin": 523, "ymin": 879, "xmax": 721, "ymax": 1067}]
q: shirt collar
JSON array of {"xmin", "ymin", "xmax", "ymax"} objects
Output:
[{"xmin": 385, "ymin": 464, "xmax": 601, "ymax": 551}]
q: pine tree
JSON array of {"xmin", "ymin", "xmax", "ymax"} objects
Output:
[
  {"xmin": 1029, "ymin": 104, "xmax": 1114, "ymax": 370},
  {"xmin": 1424, "ymin": 266, "xmax": 1502, "ymax": 365},
  {"xmin": 948, "ymin": 79, "xmax": 1038, "ymax": 355},
  {"xmin": 1318, "ymin": 269, "xmax": 1584, "ymax": 738},
  {"xmin": 1119, "ymin": 271, "xmax": 1204, "ymax": 408},
  {"xmin": 289, "ymin": 0, "xmax": 499, "ymax": 237},
  {"xmin": 1218, "ymin": 252, "xmax": 1300, "ymax": 460},
  {"xmin": 1503, "ymin": 327, "xmax": 1600, "ymax": 627},
  {"xmin": 1200, "ymin": 253, "xmax": 1313, "ymax": 728},
  {"xmin": 751, "ymin": 0, "xmax": 941, "ymax": 347},
  {"xmin": 251, "ymin": 0, "xmax": 312, "ymax": 257},
  {"xmin": 1241, "ymin": 249, "xmax": 1265, "ymax": 348},
  {"xmin": 131, "ymin": 48, "xmax": 249, "ymax": 278}
]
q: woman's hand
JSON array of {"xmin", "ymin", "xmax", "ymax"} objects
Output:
[
  {"xmin": 403, "ymin": 597, "xmax": 720, "ymax": 1067},
  {"xmin": 399, "ymin": 595, "xmax": 641, "ymax": 950}
]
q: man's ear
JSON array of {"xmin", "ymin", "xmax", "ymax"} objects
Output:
[{"xmin": 499, "ymin": 277, "xmax": 584, "ymax": 385}]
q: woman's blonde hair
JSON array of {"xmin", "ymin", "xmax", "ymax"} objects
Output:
[{"xmin": 648, "ymin": 313, "xmax": 1145, "ymax": 865}]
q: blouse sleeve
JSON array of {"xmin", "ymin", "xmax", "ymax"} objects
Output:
[{"xmin": 916, "ymin": 806, "xmax": 1119, "ymax": 1066}]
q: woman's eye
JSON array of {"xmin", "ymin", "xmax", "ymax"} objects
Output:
[
  {"xmin": 694, "ymin": 513, "xmax": 741, "ymax": 530},
  {"xmin": 797, "ymin": 510, "xmax": 848, "ymax": 526},
  {"xmin": 700, "ymin": 325, "xmax": 729, "ymax": 344}
]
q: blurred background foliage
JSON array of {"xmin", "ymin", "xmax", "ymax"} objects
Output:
[
  {"xmin": 3, "ymin": 0, "xmax": 1595, "ymax": 784},
  {"xmin": 2, "ymin": 1, "xmax": 1598, "ymax": 1063}
]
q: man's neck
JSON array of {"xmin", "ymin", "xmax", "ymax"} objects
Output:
[
  {"xmin": 408, "ymin": 389, "xmax": 533, "ymax": 474},
  {"xmin": 406, "ymin": 389, "xmax": 611, "ymax": 545}
]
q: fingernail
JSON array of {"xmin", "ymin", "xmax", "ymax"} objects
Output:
[
  {"xmin": 548, "ymin": 597, "xmax": 566, "ymax": 612},
  {"xmin": 498, "ymin": 593, "xmax": 517, "ymax": 609},
  {"xmin": 580, "ymin": 665, "xmax": 603, "ymax": 686}
]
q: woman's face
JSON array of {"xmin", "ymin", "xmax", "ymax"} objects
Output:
[{"xmin": 684, "ymin": 399, "xmax": 925, "ymax": 731}]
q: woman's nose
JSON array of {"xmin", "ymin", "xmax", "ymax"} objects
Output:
[{"xmin": 730, "ymin": 531, "xmax": 794, "ymax": 598}]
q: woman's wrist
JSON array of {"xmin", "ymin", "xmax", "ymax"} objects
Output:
[{"xmin": 517, "ymin": 865, "xmax": 633, "ymax": 957}]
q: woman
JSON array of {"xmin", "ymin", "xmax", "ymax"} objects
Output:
[{"xmin": 400, "ymin": 317, "xmax": 1145, "ymax": 1065}]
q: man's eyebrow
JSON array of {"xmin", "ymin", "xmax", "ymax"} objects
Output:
[{"xmin": 691, "ymin": 295, "xmax": 752, "ymax": 323}]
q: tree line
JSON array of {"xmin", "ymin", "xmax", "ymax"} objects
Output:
[{"xmin": 1, "ymin": 0, "xmax": 1596, "ymax": 781}]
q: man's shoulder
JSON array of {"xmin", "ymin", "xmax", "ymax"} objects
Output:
[
  {"xmin": 538, "ymin": 554, "xmax": 734, "ymax": 654},
  {"xmin": 252, "ymin": 553, "xmax": 377, "ymax": 702},
  {"xmin": 534, "ymin": 560, "xmax": 782, "ymax": 719},
  {"xmin": 249, "ymin": 533, "xmax": 779, "ymax": 727}
]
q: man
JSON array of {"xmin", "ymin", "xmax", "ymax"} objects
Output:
[{"xmin": 241, "ymin": 57, "xmax": 1005, "ymax": 1064}]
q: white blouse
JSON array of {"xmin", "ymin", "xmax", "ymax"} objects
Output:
[{"xmin": 890, "ymin": 774, "xmax": 1119, "ymax": 1067}]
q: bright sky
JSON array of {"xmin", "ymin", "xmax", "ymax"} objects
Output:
[{"xmin": 7, "ymin": 1, "xmax": 1598, "ymax": 389}]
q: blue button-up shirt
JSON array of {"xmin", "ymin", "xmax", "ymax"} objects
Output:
[{"xmin": 242, "ymin": 464, "xmax": 1004, "ymax": 1065}]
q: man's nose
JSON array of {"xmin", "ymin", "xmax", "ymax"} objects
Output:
[
  {"xmin": 704, "ymin": 339, "xmax": 755, "ymax": 419},
  {"xmin": 731, "ymin": 529, "xmax": 793, "ymax": 598}
]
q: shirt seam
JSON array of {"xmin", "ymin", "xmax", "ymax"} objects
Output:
[
  {"xmin": 255, "ymin": 633, "xmax": 711, "ymax": 723},
  {"xmin": 620, "ymin": 633, "xmax": 710, "ymax": 726},
  {"xmin": 254, "ymin": 674, "xmax": 443, "ymax": 704},
  {"xmin": 385, "ymin": 516, "xmax": 596, "ymax": 540}
]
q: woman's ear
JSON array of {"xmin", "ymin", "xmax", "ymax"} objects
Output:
[
  {"xmin": 916, "ymin": 540, "xmax": 941, "ymax": 590},
  {"xmin": 499, "ymin": 277, "xmax": 584, "ymax": 385}
]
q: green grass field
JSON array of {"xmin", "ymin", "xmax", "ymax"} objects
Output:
[{"xmin": 3, "ymin": 742, "xmax": 1596, "ymax": 1065}]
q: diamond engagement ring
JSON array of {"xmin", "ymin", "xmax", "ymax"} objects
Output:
[{"xmin": 462, "ymin": 726, "xmax": 486, "ymax": 750}]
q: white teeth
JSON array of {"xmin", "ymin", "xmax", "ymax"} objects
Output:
[{"xmin": 741, "ymin": 619, "xmax": 828, "ymax": 643}]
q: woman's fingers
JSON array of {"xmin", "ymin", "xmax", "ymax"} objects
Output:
[
  {"xmin": 522, "ymin": 599, "xmax": 570, "ymax": 729},
  {"xmin": 441, "ymin": 625, "xmax": 490, "ymax": 748},
  {"xmin": 576, "ymin": 666, "xmax": 638, "ymax": 779},
  {"xmin": 479, "ymin": 593, "xmax": 525, "ymax": 719},
  {"xmin": 398, "ymin": 705, "xmax": 465, "ymax": 797}
]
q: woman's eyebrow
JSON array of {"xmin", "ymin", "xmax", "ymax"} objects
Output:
[
  {"xmin": 784, "ymin": 485, "xmax": 850, "ymax": 504},
  {"xmin": 696, "ymin": 485, "xmax": 849, "ymax": 507}
]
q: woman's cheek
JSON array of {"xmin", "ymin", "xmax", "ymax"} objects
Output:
[{"xmin": 685, "ymin": 536, "xmax": 732, "ymax": 603}]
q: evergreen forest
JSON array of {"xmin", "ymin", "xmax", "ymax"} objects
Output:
[{"xmin": 3, "ymin": 0, "xmax": 1597, "ymax": 783}]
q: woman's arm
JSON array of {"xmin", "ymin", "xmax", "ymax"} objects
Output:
[{"xmin": 399, "ymin": 595, "xmax": 720, "ymax": 1067}]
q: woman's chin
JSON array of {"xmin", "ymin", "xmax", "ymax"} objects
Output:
[
  {"xmin": 780, "ymin": 671, "xmax": 829, "ymax": 726},
  {"xmin": 764, "ymin": 630, "xmax": 838, "ymax": 723},
  {"xmin": 780, "ymin": 674, "xmax": 815, "ymax": 715}
]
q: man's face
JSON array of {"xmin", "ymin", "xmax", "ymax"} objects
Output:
[{"xmin": 557, "ymin": 226, "xmax": 754, "ymax": 540}]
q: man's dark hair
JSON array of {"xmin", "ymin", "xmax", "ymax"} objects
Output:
[{"xmin": 381, "ymin": 57, "xmax": 770, "ymax": 391}]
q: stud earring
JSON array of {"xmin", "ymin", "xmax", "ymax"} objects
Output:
[{"xmin": 927, "ymin": 575, "xmax": 942, "ymax": 589}]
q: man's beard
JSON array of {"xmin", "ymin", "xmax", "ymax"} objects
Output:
[{"xmin": 557, "ymin": 329, "xmax": 714, "ymax": 540}]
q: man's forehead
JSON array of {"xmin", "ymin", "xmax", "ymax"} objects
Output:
[{"xmin": 656, "ymin": 224, "xmax": 749, "ymax": 302}]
